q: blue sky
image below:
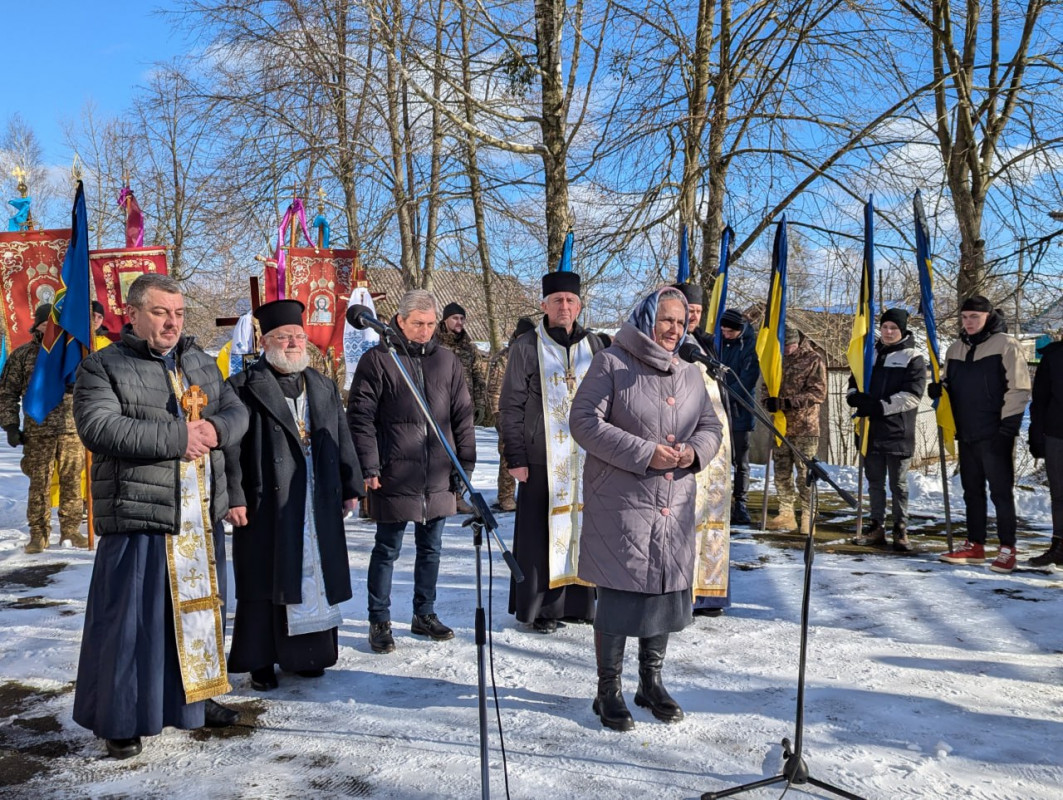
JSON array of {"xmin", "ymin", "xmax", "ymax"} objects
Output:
[{"xmin": 3, "ymin": 1, "xmax": 185, "ymax": 163}]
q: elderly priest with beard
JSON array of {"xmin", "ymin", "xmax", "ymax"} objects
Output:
[{"xmin": 224, "ymin": 299, "xmax": 363, "ymax": 691}]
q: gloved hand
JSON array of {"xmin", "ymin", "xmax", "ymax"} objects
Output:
[
  {"xmin": 764, "ymin": 397, "xmax": 781, "ymax": 414},
  {"xmin": 927, "ymin": 381, "xmax": 943, "ymax": 400},
  {"xmin": 1029, "ymin": 435, "xmax": 1046, "ymax": 460},
  {"xmin": 3, "ymin": 426, "xmax": 22, "ymax": 448},
  {"xmin": 845, "ymin": 392, "xmax": 860, "ymax": 408},
  {"xmin": 998, "ymin": 414, "xmax": 1022, "ymax": 439},
  {"xmin": 782, "ymin": 398, "xmax": 794, "ymax": 411},
  {"xmin": 852, "ymin": 393, "xmax": 881, "ymax": 418}
]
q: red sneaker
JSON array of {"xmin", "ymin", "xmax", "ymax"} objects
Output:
[
  {"xmin": 940, "ymin": 540, "xmax": 986, "ymax": 564},
  {"xmin": 990, "ymin": 546, "xmax": 1016, "ymax": 574}
]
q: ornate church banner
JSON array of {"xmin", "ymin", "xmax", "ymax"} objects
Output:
[
  {"xmin": 0, "ymin": 229, "xmax": 70, "ymax": 353},
  {"xmin": 89, "ymin": 247, "xmax": 169, "ymax": 336}
]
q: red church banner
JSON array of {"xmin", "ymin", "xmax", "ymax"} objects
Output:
[
  {"xmin": 0, "ymin": 229, "xmax": 70, "ymax": 353},
  {"xmin": 89, "ymin": 247, "xmax": 169, "ymax": 336},
  {"xmin": 264, "ymin": 247, "xmax": 360, "ymax": 369}
]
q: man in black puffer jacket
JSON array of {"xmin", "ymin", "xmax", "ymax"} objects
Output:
[
  {"xmin": 1027, "ymin": 338, "xmax": 1063, "ymax": 566},
  {"xmin": 72, "ymin": 274, "xmax": 249, "ymax": 760},
  {"xmin": 934, "ymin": 296, "xmax": 1030, "ymax": 573},
  {"xmin": 847, "ymin": 309, "xmax": 926, "ymax": 551},
  {"xmin": 347, "ymin": 289, "xmax": 476, "ymax": 654}
]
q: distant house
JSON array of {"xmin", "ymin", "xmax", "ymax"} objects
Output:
[{"xmin": 366, "ymin": 267, "xmax": 539, "ymax": 351}]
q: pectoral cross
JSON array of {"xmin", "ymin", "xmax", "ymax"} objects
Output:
[
  {"xmin": 181, "ymin": 385, "xmax": 208, "ymax": 421},
  {"xmin": 564, "ymin": 368, "xmax": 576, "ymax": 392}
]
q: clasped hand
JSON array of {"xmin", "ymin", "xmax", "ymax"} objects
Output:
[
  {"xmin": 183, "ymin": 419, "xmax": 218, "ymax": 461},
  {"xmin": 650, "ymin": 443, "xmax": 695, "ymax": 470}
]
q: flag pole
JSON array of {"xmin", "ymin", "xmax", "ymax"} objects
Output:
[
  {"xmin": 854, "ymin": 453, "xmax": 865, "ymax": 537},
  {"xmin": 937, "ymin": 426, "xmax": 953, "ymax": 552},
  {"xmin": 761, "ymin": 443, "xmax": 773, "ymax": 530}
]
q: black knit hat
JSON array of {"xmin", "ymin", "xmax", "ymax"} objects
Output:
[
  {"xmin": 33, "ymin": 304, "xmax": 53, "ymax": 327},
  {"xmin": 879, "ymin": 308, "xmax": 909, "ymax": 333},
  {"xmin": 720, "ymin": 308, "xmax": 745, "ymax": 330},
  {"xmin": 512, "ymin": 316, "xmax": 535, "ymax": 339},
  {"xmin": 92, "ymin": 300, "xmax": 105, "ymax": 316},
  {"xmin": 960, "ymin": 295, "xmax": 993, "ymax": 313},
  {"xmin": 672, "ymin": 283, "xmax": 704, "ymax": 306},
  {"xmin": 541, "ymin": 271, "xmax": 581, "ymax": 297},
  {"xmin": 254, "ymin": 299, "xmax": 305, "ymax": 334},
  {"xmin": 442, "ymin": 302, "xmax": 466, "ymax": 320}
]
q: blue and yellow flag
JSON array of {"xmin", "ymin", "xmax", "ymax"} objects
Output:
[
  {"xmin": 557, "ymin": 230, "xmax": 574, "ymax": 272},
  {"xmin": 25, "ymin": 182, "xmax": 92, "ymax": 424},
  {"xmin": 707, "ymin": 225, "xmax": 732, "ymax": 353},
  {"xmin": 914, "ymin": 190, "xmax": 956, "ymax": 453},
  {"xmin": 676, "ymin": 224, "xmax": 690, "ymax": 285},
  {"xmin": 846, "ymin": 197, "xmax": 877, "ymax": 456},
  {"xmin": 755, "ymin": 218, "xmax": 788, "ymax": 441}
]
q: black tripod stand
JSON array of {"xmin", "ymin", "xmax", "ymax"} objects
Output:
[
  {"xmin": 366, "ymin": 314, "xmax": 523, "ymax": 800},
  {"xmin": 679, "ymin": 345, "xmax": 865, "ymax": 800}
]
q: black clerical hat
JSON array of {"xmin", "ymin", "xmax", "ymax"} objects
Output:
[
  {"xmin": 254, "ymin": 299, "xmax": 305, "ymax": 334},
  {"xmin": 541, "ymin": 271, "xmax": 581, "ymax": 297}
]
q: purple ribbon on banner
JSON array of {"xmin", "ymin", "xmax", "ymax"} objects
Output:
[
  {"xmin": 274, "ymin": 199, "xmax": 316, "ymax": 299},
  {"xmin": 116, "ymin": 187, "xmax": 145, "ymax": 248}
]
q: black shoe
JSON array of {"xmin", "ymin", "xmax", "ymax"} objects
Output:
[
  {"xmin": 105, "ymin": 737, "xmax": 142, "ymax": 759},
  {"xmin": 295, "ymin": 668, "xmax": 325, "ymax": 678},
  {"xmin": 369, "ymin": 621, "xmax": 396, "ymax": 653},
  {"xmin": 731, "ymin": 503, "xmax": 752, "ymax": 526},
  {"xmin": 532, "ymin": 617, "xmax": 559, "ymax": 633},
  {"xmin": 411, "ymin": 613, "xmax": 454, "ymax": 641},
  {"xmin": 203, "ymin": 699, "xmax": 239, "ymax": 728},
  {"xmin": 693, "ymin": 607, "xmax": 724, "ymax": 618},
  {"xmin": 1029, "ymin": 538, "xmax": 1063, "ymax": 567},
  {"xmin": 634, "ymin": 676, "xmax": 685, "ymax": 723},
  {"xmin": 250, "ymin": 666, "xmax": 278, "ymax": 691}
]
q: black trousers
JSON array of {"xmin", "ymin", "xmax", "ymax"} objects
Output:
[
  {"xmin": 731, "ymin": 429, "xmax": 751, "ymax": 503},
  {"xmin": 958, "ymin": 435, "xmax": 1017, "ymax": 546},
  {"xmin": 1045, "ymin": 434, "xmax": 1063, "ymax": 539}
]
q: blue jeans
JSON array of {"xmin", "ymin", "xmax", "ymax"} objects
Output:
[{"xmin": 367, "ymin": 517, "xmax": 445, "ymax": 623}]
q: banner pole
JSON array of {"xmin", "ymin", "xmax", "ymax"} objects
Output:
[
  {"xmin": 761, "ymin": 441, "xmax": 774, "ymax": 530},
  {"xmin": 854, "ymin": 453, "xmax": 865, "ymax": 537},
  {"xmin": 938, "ymin": 426, "xmax": 953, "ymax": 553}
]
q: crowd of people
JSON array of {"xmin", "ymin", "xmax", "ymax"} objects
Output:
[{"xmin": 0, "ymin": 268, "xmax": 1058, "ymax": 758}]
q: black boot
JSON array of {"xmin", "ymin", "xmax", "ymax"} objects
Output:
[
  {"xmin": 592, "ymin": 632, "xmax": 634, "ymax": 731},
  {"xmin": 633, "ymin": 633, "xmax": 684, "ymax": 723},
  {"xmin": 1029, "ymin": 537, "xmax": 1063, "ymax": 567},
  {"xmin": 731, "ymin": 500, "xmax": 752, "ymax": 526}
]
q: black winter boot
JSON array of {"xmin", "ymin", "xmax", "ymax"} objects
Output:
[
  {"xmin": 592, "ymin": 632, "xmax": 634, "ymax": 731},
  {"xmin": 633, "ymin": 633, "xmax": 684, "ymax": 723},
  {"xmin": 1029, "ymin": 537, "xmax": 1063, "ymax": 567}
]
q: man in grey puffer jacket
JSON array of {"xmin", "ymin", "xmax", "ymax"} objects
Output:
[{"xmin": 72, "ymin": 274, "xmax": 249, "ymax": 760}]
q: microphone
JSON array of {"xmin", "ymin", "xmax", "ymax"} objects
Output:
[
  {"xmin": 678, "ymin": 341, "xmax": 720, "ymax": 369},
  {"xmin": 346, "ymin": 304, "xmax": 391, "ymax": 336}
]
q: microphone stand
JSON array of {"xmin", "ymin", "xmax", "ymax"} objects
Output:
[
  {"xmin": 689, "ymin": 355, "xmax": 865, "ymax": 800},
  {"xmin": 376, "ymin": 324, "xmax": 523, "ymax": 800}
]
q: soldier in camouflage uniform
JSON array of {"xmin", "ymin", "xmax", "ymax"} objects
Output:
[
  {"xmin": 486, "ymin": 317, "xmax": 535, "ymax": 512},
  {"xmin": 0, "ymin": 305, "xmax": 88, "ymax": 553},
  {"xmin": 437, "ymin": 303, "xmax": 487, "ymax": 422},
  {"xmin": 761, "ymin": 328, "xmax": 827, "ymax": 534}
]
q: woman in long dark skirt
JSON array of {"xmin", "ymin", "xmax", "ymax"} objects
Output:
[{"xmin": 570, "ymin": 287, "xmax": 723, "ymax": 731}]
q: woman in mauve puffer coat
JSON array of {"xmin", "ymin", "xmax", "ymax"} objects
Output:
[{"xmin": 570, "ymin": 287, "xmax": 723, "ymax": 732}]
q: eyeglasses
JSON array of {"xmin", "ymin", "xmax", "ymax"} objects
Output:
[{"xmin": 268, "ymin": 333, "xmax": 308, "ymax": 344}]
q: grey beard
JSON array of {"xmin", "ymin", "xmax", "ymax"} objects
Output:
[{"xmin": 265, "ymin": 347, "xmax": 310, "ymax": 374}]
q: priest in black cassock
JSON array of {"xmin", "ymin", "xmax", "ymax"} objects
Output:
[{"xmin": 224, "ymin": 299, "xmax": 363, "ymax": 691}]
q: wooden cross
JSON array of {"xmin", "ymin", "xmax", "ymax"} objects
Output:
[
  {"xmin": 564, "ymin": 369, "xmax": 576, "ymax": 392},
  {"xmin": 181, "ymin": 385, "xmax": 208, "ymax": 421}
]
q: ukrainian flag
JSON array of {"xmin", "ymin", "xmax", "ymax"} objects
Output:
[{"xmin": 755, "ymin": 218, "xmax": 788, "ymax": 441}]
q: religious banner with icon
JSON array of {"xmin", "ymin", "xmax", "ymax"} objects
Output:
[
  {"xmin": 276, "ymin": 247, "xmax": 360, "ymax": 372},
  {"xmin": 88, "ymin": 247, "xmax": 169, "ymax": 336},
  {"xmin": 0, "ymin": 228, "xmax": 70, "ymax": 354}
]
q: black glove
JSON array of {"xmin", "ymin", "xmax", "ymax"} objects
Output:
[
  {"xmin": 1029, "ymin": 435, "xmax": 1046, "ymax": 460},
  {"xmin": 927, "ymin": 381, "xmax": 943, "ymax": 400},
  {"xmin": 764, "ymin": 397, "xmax": 781, "ymax": 413},
  {"xmin": 3, "ymin": 426, "xmax": 22, "ymax": 448},
  {"xmin": 998, "ymin": 414, "xmax": 1022, "ymax": 439},
  {"xmin": 853, "ymin": 394, "xmax": 882, "ymax": 419},
  {"xmin": 782, "ymin": 398, "xmax": 794, "ymax": 411},
  {"xmin": 845, "ymin": 392, "xmax": 860, "ymax": 408}
]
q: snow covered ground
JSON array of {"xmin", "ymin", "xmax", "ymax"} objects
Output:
[{"xmin": 1, "ymin": 427, "xmax": 1062, "ymax": 799}]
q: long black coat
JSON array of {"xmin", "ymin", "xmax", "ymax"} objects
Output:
[
  {"xmin": 347, "ymin": 330, "xmax": 476, "ymax": 523},
  {"xmin": 225, "ymin": 361, "xmax": 363, "ymax": 606}
]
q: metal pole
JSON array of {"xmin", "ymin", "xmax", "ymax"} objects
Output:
[
  {"xmin": 761, "ymin": 441, "xmax": 774, "ymax": 530},
  {"xmin": 854, "ymin": 453, "xmax": 865, "ymax": 537}
]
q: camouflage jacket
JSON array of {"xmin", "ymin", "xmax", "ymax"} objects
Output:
[
  {"xmin": 0, "ymin": 338, "xmax": 78, "ymax": 435},
  {"xmin": 485, "ymin": 345, "xmax": 510, "ymax": 427},
  {"xmin": 761, "ymin": 338, "xmax": 827, "ymax": 438},
  {"xmin": 438, "ymin": 327, "xmax": 486, "ymax": 420}
]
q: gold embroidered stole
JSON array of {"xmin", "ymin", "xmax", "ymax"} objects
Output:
[
  {"xmin": 536, "ymin": 321, "xmax": 595, "ymax": 589},
  {"xmin": 166, "ymin": 371, "xmax": 230, "ymax": 703},
  {"xmin": 693, "ymin": 370, "xmax": 732, "ymax": 598}
]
